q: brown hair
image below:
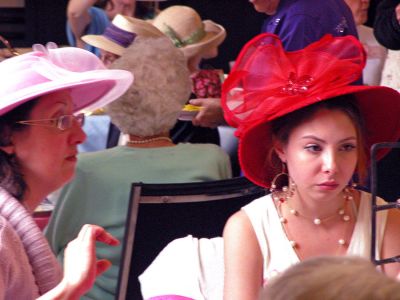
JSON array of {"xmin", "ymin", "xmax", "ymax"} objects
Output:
[
  {"xmin": 260, "ymin": 256, "xmax": 400, "ymax": 300},
  {"xmin": 270, "ymin": 94, "xmax": 367, "ymax": 185},
  {"xmin": 0, "ymin": 99, "xmax": 38, "ymax": 200}
]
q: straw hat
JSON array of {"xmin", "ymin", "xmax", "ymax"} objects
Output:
[
  {"xmin": 152, "ymin": 5, "xmax": 226, "ymax": 58},
  {"xmin": 222, "ymin": 33, "xmax": 400, "ymax": 188},
  {"xmin": 0, "ymin": 44, "xmax": 133, "ymax": 116},
  {"xmin": 82, "ymin": 14, "xmax": 164, "ymax": 56}
]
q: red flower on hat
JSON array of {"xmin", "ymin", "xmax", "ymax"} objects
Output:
[{"xmin": 222, "ymin": 33, "xmax": 366, "ymax": 137}]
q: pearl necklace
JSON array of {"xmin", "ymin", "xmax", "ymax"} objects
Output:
[
  {"xmin": 274, "ymin": 188, "xmax": 356, "ymax": 248},
  {"xmin": 127, "ymin": 137, "xmax": 173, "ymax": 144}
]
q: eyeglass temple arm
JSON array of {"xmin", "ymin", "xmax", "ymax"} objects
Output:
[{"xmin": 0, "ymin": 35, "xmax": 20, "ymax": 56}]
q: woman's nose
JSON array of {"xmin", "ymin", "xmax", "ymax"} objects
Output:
[
  {"xmin": 70, "ymin": 121, "xmax": 87, "ymax": 145},
  {"xmin": 322, "ymin": 151, "xmax": 337, "ymax": 174}
]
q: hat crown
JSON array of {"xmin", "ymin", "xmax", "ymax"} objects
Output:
[
  {"xmin": 153, "ymin": 6, "xmax": 204, "ymax": 42},
  {"xmin": 0, "ymin": 47, "xmax": 106, "ymax": 97},
  {"xmin": 0, "ymin": 45, "xmax": 133, "ymax": 116},
  {"xmin": 223, "ymin": 34, "xmax": 366, "ymax": 128},
  {"xmin": 111, "ymin": 14, "xmax": 137, "ymax": 33}
]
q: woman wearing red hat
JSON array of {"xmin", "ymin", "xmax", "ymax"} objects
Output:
[{"xmin": 222, "ymin": 33, "xmax": 400, "ymax": 299}]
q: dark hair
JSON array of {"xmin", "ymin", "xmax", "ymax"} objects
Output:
[
  {"xmin": 0, "ymin": 99, "xmax": 38, "ymax": 200},
  {"xmin": 270, "ymin": 94, "xmax": 367, "ymax": 184}
]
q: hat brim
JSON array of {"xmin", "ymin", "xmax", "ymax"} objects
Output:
[
  {"xmin": 82, "ymin": 35, "xmax": 126, "ymax": 56},
  {"xmin": 0, "ymin": 69, "xmax": 133, "ymax": 116},
  {"xmin": 82, "ymin": 17, "xmax": 165, "ymax": 56},
  {"xmin": 179, "ymin": 20, "xmax": 226, "ymax": 58},
  {"xmin": 239, "ymin": 85, "xmax": 400, "ymax": 188}
]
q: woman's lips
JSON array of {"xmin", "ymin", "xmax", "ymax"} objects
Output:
[{"xmin": 317, "ymin": 182, "xmax": 339, "ymax": 190}]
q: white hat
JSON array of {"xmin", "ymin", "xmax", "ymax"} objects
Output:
[{"xmin": 152, "ymin": 6, "xmax": 226, "ymax": 58}]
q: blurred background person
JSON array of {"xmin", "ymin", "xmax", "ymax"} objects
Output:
[
  {"xmin": 251, "ymin": 0, "xmax": 358, "ymax": 51},
  {"xmin": 344, "ymin": 0, "xmax": 387, "ymax": 85},
  {"xmin": 151, "ymin": 5, "xmax": 243, "ymax": 176},
  {"xmin": 375, "ymin": 0, "xmax": 400, "ymax": 91},
  {"xmin": 374, "ymin": 0, "xmax": 400, "ymax": 50},
  {"xmin": 46, "ymin": 36, "xmax": 232, "ymax": 300},
  {"xmin": 260, "ymin": 256, "xmax": 400, "ymax": 300},
  {"xmin": 66, "ymin": 0, "xmax": 137, "ymax": 56},
  {"xmin": 152, "ymin": 5, "xmax": 227, "ymax": 137},
  {"xmin": 72, "ymin": 14, "xmax": 164, "ymax": 153}
]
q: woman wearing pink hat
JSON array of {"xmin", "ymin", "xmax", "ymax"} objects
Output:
[
  {"xmin": 222, "ymin": 33, "xmax": 400, "ymax": 299},
  {"xmin": 0, "ymin": 45, "xmax": 132, "ymax": 299}
]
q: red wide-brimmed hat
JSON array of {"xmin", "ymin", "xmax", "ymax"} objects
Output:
[{"xmin": 222, "ymin": 33, "xmax": 400, "ymax": 188}]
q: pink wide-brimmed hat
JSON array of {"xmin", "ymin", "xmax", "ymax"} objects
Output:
[
  {"xmin": 222, "ymin": 33, "xmax": 400, "ymax": 188},
  {"xmin": 0, "ymin": 43, "xmax": 134, "ymax": 116}
]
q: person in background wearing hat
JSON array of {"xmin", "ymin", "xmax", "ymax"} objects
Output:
[
  {"xmin": 66, "ymin": 0, "xmax": 136, "ymax": 56},
  {"xmin": 222, "ymin": 33, "xmax": 400, "ymax": 299},
  {"xmin": 45, "ymin": 36, "xmax": 232, "ymax": 300},
  {"xmin": 82, "ymin": 13, "xmax": 165, "ymax": 67},
  {"xmin": 73, "ymin": 14, "xmax": 165, "ymax": 153},
  {"xmin": 0, "ymin": 44, "xmax": 132, "ymax": 298},
  {"xmin": 152, "ymin": 5, "xmax": 228, "ymax": 142}
]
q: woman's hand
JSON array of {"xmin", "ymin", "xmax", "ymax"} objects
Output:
[
  {"xmin": 189, "ymin": 98, "xmax": 226, "ymax": 128},
  {"xmin": 38, "ymin": 224, "xmax": 119, "ymax": 300},
  {"xmin": 62, "ymin": 224, "xmax": 119, "ymax": 297}
]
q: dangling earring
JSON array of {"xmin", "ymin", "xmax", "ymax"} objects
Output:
[{"xmin": 271, "ymin": 163, "xmax": 295, "ymax": 202}]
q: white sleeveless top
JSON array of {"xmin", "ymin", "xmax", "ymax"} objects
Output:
[{"xmin": 242, "ymin": 191, "xmax": 388, "ymax": 284}]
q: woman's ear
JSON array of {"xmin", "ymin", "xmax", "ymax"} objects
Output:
[{"xmin": 273, "ymin": 141, "xmax": 286, "ymax": 163}]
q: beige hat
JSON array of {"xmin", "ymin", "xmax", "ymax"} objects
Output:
[
  {"xmin": 82, "ymin": 14, "xmax": 164, "ymax": 56},
  {"xmin": 152, "ymin": 6, "xmax": 227, "ymax": 58}
]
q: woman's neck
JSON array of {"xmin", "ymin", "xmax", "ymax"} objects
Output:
[{"xmin": 22, "ymin": 188, "xmax": 47, "ymax": 213}]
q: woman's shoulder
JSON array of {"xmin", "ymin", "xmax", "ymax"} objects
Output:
[
  {"xmin": 242, "ymin": 193, "xmax": 272, "ymax": 211},
  {"xmin": 0, "ymin": 215, "xmax": 23, "ymax": 258},
  {"xmin": 176, "ymin": 143, "xmax": 230, "ymax": 157}
]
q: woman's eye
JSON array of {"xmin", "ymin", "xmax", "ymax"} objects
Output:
[
  {"xmin": 341, "ymin": 144, "xmax": 356, "ymax": 152},
  {"xmin": 305, "ymin": 144, "xmax": 321, "ymax": 152}
]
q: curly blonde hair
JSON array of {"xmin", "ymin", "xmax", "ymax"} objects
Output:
[{"xmin": 105, "ymin": 36, "xmax": 191, "ymax": 136}]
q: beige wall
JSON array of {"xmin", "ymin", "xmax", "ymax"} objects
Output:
[{"xmin": 0, "ymin": 0, "xmax": 24, "ymax": 7}]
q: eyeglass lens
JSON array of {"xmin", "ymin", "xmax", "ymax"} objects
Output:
[{"xmin": 58, "ymin": 114, "xmax": 85, "ymax": 130}]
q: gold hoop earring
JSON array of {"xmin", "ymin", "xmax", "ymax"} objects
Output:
[{"xmin": 270, "ymin": 163, "xmax": 291, "ymax": 191}]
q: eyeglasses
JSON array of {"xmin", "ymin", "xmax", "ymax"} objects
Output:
[{"xmin": 16, "ymin": 113, "xmax": 85, "ymax": 131}]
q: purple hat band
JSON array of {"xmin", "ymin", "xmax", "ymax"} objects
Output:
[{"xmin": 103, "ymin": 23, "xmax": 137, "ymax": 48}]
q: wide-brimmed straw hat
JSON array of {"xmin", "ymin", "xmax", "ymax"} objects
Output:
[
  {"xmin": 152, "ymin": 5, "xmax": 226, "ymax": 58},
  {"xmin": 82, "ymin": 14, "xmax": 164, "ymax": 56},
  {"xmin": 0, "ymin": 43, "xmax": 133, "ymax": 116},
  {"xmin": 222, "ymin": 33, "xmax": 400, "ymax": 188}
]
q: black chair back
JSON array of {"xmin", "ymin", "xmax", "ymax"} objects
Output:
[{"xmin": 116, "ymin": 177, "xmax": 268, "ymax": 300}]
